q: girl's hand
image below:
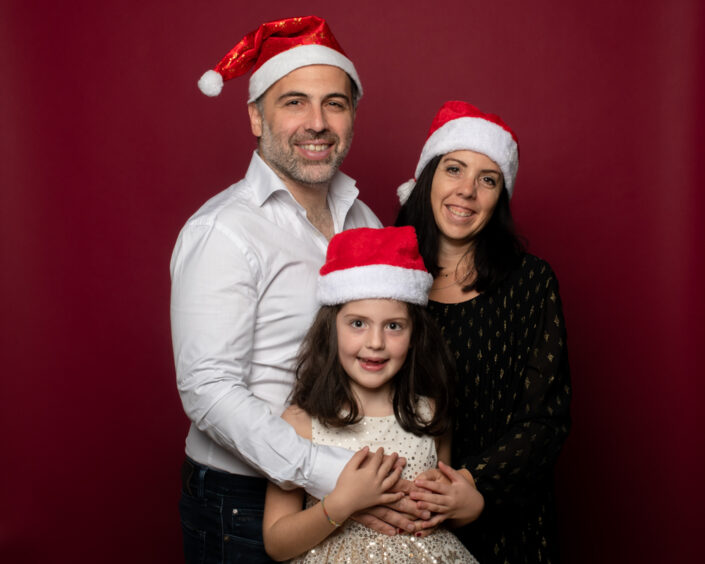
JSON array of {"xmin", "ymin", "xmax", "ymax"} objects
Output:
[
  {"xmin": 323, "ymin": 447, "xmax": 405, "ymax": 525},
  {"xmin": 409, "ymin": 461, "xmax": 484, "ymax": 528}
]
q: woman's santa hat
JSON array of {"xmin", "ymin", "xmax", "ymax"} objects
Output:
[
  {"xmin": 197, "ymin": 15, "xmax": 362, "ymax": 102},
  {"xmin": 397, "ymin": 100, "xmax": 519, "ymax": 204},
  {"xmin": 317, "ymin": 227, "xmax": 433, "ymax": 306}
]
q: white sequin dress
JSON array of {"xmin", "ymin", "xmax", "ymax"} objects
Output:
[{"xmin": 290, "ymin": 401, "xmax": 479, "ymax": 563}]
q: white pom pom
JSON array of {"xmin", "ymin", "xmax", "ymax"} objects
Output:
[
  {"xmin": 397, "ymin": 179, "xmax": 416, "ymax": 205},
  {"xmin": 198, "ymin": 70, "xmax": 224, "ymax": 97}
]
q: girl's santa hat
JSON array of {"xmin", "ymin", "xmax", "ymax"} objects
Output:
[
  {"xmin": 198, "ymin": 15, "xmax": 362, "ymax": 103},
  {"xmin": 397, "ymin": 100, "xmax": 519, "ymax": 204},
  {"xmin": 317, "ymin": 227, "xmax": 433, "ymax": 306}
]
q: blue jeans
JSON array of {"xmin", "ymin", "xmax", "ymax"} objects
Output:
[{"xmin": 179, "ymin": 457, "xmax": 274, "ymax": 564}]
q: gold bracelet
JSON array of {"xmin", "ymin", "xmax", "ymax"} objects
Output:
[{"xmin": 320, "ymin": 495, "xmax": 342, "ymax": 528}]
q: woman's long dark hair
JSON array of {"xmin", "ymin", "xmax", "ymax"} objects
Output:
[
  {"xmin": 395, "ymin": 155, "xmax": 525, "ymax": 293},
  {"xmin": 291, "ymin": 303, "xmax": 454, "ymax": 436}
]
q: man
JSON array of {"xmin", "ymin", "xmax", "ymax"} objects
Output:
[{"xmin": 171, "ymin": 16, "xmax": 420, "ymax": 563}]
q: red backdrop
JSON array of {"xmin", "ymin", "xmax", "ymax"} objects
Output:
[{"xmin": 2, "ymin": 1, "xmax": 704, "ymax": 561}]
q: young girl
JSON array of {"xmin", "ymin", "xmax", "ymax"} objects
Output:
[{"xmin": 262, "ymin": 226, "xmax": 483, "ymax": 563}]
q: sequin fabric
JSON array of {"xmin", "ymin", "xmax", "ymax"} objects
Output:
[
  {"xmin": 428, "ymin": 254, "xmax": 571, "ymax": 563},
  {"xmin": 291, "ymin": 400, "xmax": 478, "ymax": 563}
]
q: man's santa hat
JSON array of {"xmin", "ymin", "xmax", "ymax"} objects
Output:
[
  {"xmin": 197, "ymin": 15, "xmax": 362, "ymax": 102},
  {"xmin": 397, "ymin": 100, "xmax": 519, "ymax": 204},
  {"xmin": 317, "ymin": 227, "xmax": 433, "ymax": 306}
]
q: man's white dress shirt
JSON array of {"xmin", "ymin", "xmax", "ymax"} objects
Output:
[{"xmin": 170, "ymin": 152, "xmax": 381, "ymax": 499}]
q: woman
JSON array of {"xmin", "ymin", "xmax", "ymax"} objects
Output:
[{"xmin": 396, "ymin": 100, "xmax": 571, "ymax": 563}]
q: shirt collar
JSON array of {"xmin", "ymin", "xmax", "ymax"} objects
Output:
[{"xmin": 245, "ymin": 151, "xmax": 360, "ymax": 212}]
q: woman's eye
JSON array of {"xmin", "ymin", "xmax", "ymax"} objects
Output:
[
  {"xmin": 446, "ymin": 166, "xmax": 460, "ymax": 175},
  {"xmin": 481, "ymin": 176, "xmax": 497, "ymax": 186}
]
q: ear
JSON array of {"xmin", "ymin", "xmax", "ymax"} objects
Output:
[{"xmin": 247, "ymin": 103, "xmax": 263, "ymax": 137}]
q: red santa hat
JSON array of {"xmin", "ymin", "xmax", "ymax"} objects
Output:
[
  {"xmin": 317, "ymin": 227, "xmax": 433, "ymax": 306},
  {"xmin": 197, "ymin": 15, "xmax": 362, "ymax": 102},
  {"xmin": 397, "ymin": 100, "xmax": 519, "ymax": 204}
]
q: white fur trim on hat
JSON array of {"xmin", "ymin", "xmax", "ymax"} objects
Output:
[
  {"xmin": 397, "ymin": 179, "xmax": 416, "ymax": 205},
  {"xmin": 247, "ymin": 44, "xmax": 363, "ymax": 102},
  {"xmin": 317, "ymin": 264, "xmax": 433, "ymax": 306},
  {"xmin": 416, "ymin": 117, "xmax": 518, "ymax": 197},
  {"xmin": 198, "ymin": 70, "xmax": 225, "ymax": 97}
]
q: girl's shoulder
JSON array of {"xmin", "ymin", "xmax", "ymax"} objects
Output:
[{"xmin": 281, "ymin": 404, "xmax": 313, "ymax": 440}]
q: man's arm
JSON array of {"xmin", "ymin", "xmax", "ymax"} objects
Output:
[{"xmin": 170, "ymin": 220, "xmax": 349, "ymax": 498}]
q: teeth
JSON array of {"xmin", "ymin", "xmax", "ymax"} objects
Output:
[
  {"xmin": 448, "ymin": 205, "xmax": 472, "ymax": 217},
  {"xmin": 301, "ymin": 144, "xmax": 328, "ymax": 152}
]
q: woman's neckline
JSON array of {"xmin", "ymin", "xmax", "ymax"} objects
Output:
[{"xmin": 428, "ymin": 293, "xmax": 483, "ymax": 306}]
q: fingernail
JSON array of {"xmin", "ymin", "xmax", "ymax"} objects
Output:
[
  {"xmin": 397, "ymin": 528, "xmax": 403, "ymax": 534},
  {"xmin": 415, "ymin": 532, "xmax": 422, "ymax": 537}
]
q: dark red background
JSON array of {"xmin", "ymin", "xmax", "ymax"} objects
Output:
[{"xmin": 2, "ymin": 1, "xmax": 704, "ymax": 561}]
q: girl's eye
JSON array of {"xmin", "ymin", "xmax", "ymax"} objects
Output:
[
  {"xmin": 387, "ymin": 322, "xmax": 403, "ymax": 331},
  {"xmin": 350, "ymin": 320, "xmax": 364, "ymax": 328}
]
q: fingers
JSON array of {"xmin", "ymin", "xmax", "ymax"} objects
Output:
[
  {"xmin": 394, "ymin": 456, "xmax": 407, "ymax": 469},
  {"xmin": 378, "ymin": 450, "xmax": 398, "ymax": 477},
  {"xmin": 380, "ymin": 463, "xmax": 403, "ymax": 491},
  {"xmin": 414, "ymin": 468, "xmax": 442, "ymax": 482},
  {"xmin": 365, "ymin": 505, "xmax": 418, "ymax": 533},
  {"xmin": 413, "ymin": 478, "xmax": 450, "ymax": 495},
  {"xmin": 379, "ymin": 491, "xmax": 405, "ymax": 505},
  {"xmin": 351, "ymin": 512, "xmax": 396, "ymax": 536},
  {"xmin": 437, "ymin": 460, "xmax": 461, "ymax": 483},
  {"xmin": 416, "ymin": 512, "xmax": 447, "ymax": 530},
  {"xmin": 414, "ymin": 525, "xmax": 437, "ymax": 538},
  {"xmin": 348, "ymin": 446, "xmax": 370, "ymax": 469},
  {"xmin": 389, "ymin": 477, "xmax": 414, "ymax": 494},
  {"xmin": 385, "ymin": 496, "xmax": 431, "ymax": 520}
]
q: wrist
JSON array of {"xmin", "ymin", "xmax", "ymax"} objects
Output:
[{"xmin": 321, "ymin": 491, "xmax": 350, "ymax": 526}]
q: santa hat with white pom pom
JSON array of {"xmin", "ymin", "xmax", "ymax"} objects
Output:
[
  {"xmin": 197, "ymin": 15, "xmax": 362, "ymax": 103},
  {"xmin": 397, "ymin": 101, "xmax": 519, "ymax": 204},
  {"xmin": 317, "ymin": 226, "xmax": 433, "ymax": 306}
]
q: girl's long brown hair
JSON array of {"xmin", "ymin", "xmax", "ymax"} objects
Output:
[{"xmin": 290, "ymin": 303, "xmax": 455, "ymax": 436}]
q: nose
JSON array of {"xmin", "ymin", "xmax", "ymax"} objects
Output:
[
  {"xmin": 457, "ymin": 177, "xmax": 478, "ymax": 199},
  {"xmin": 366, "ymin": 326, "xmax": 385, "ymax": 351},
  {"xmin": 305, "ymin": 105, "xmax": 328, "ymax": 133}
]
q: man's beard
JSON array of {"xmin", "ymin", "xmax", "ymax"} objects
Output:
[{"xmin": 258, "ymin": 121, "xmax": 352, "ymax": 187}]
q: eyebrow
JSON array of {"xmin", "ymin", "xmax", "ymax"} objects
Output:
[
  {"xmin": 276, "ymin": 91, "xmax": 351, "ymax": 104},
  {"xmin": 441, "ymin": 156, "xmax": 500, "ymax": 174},
  {"xmin": 341, "ymin": 313, "xmax": 410, "ymax": 323}
]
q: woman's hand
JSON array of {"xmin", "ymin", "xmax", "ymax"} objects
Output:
[
  {"xmin": 323, "ymin": 447, "xmax": 405, "ymax": 526},
  {"xmin": 409, "ymin": 461, "xmax": 484, "ymax": 528}
]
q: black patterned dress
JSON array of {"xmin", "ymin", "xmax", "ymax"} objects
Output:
[{"xmin": 427, "ymin": 254, "xmax": 571, "ymax": 564}]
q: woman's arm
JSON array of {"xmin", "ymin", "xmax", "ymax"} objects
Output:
[
  {"xmin": 262, "ymin": 407, "xmax": 405, "ymax": 561},
  {"xmin": 455, "ymin": 265, "xmax": 572, "ymax": 507}
]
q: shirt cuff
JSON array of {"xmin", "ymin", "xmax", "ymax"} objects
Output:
[{"xmin": 304, "ymin": 444, "xmax": 353, "ymax": 500}]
